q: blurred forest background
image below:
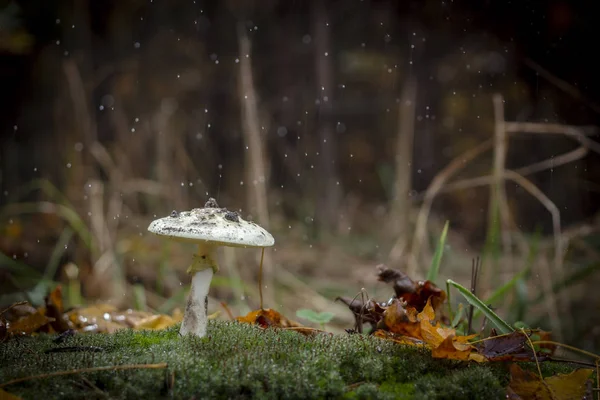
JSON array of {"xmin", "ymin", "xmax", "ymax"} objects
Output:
[{"xmin": 1, "ymin": 0, "xmax": 599, "ymax": 352}]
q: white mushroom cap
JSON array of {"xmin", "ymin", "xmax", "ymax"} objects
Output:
[{"xmin": 148, "ymin": 205, "xmax": 274, "ymax": 248}]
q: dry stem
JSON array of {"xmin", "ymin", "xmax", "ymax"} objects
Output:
[
  {"xmin": 237, "ymin": 23, "xmax": 274, "ymax": 306},
  {"xmin": 0, "ymin": 363, "xmax": 168, "ymax": 388}
]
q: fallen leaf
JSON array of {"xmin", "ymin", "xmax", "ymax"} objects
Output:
[
  {"xmin": 383, "ymin": 299, "xmax": 420, "ymax": 338},
  {"xmin": 376, "ymin": 265, "xmax": 446, "ymax": 312},
  {"xmin": 8, "ymin": 310, "xmax": 55, "ymax": 336},
  {"xmin": 66, "ymin": 303, "xmax": 119, "ymax": 328},
  {"xmin": 280, "ymin": 326, "xmax": 332, "ymax": 337},
  {"xmin": 133, "ymin": 314, "xmax": 180, "ymax": 330},
  {"xmin": 236, "ymin": 309, "xmax": 301, "ymax": 329},
  {"xmin": 0, "ymin": 388, "xmax": 23, "ymax": 400},
  {"xmin": 45, "ymin": 286, "xmax": 70, "ymax": 332},
  {"xmin": 507, "ymin": 363, "xmax": 593, "ymax": 400},
  {"xmin": 477, "ymin": 331, "xmax": 530, "ymax": 360},
  {"xmin": 431, "ymin": 335, "xmax": 472, "ymax": 361}
]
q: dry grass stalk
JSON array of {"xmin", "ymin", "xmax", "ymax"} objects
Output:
[
  {"xmin": 312, "ymin": 0, "xmax": 341, "ymax": 233},
  {"xmin": 490, "ymin": 94, "xmax": 514, "ymax": 287},
  {"xmin": 504, "ymin": 122, "xmax": 600, "ymax": 155},
  {"xmin": 407, "ymin": 139, "xmax": 494, "ymax": 277},
  {"xmin": 537, "ymin": 255, "xmax": 563, "ymax": 342},
  {"xmin": 502, "ymin": 169, "xmax": 571, "ymax": 338},
  {"xmin": 388, "ymin": 78, "xmax": 417, "ymax": 244},
  {"xmin": 276, "ymin": 266, "xmax": 354, "ymax": 326},
  {"xmin": 524, "ymin": 58, "xmax": 600, "ymax": 115},
  {"xmin": 237, "ymin": 23, "xmax": 274, "ymax": 306},
  {"xmin": 417, "ymin": 145, "xmax": 588, "ymax": 198}
]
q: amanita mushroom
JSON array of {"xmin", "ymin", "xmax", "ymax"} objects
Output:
[{"xmin": 147, "ymin": 198, "xmax": 274, "ymax": 337}]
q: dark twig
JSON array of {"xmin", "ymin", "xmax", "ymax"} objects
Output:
[
  {"xmin": 45, "ymin": 346, "xmax": 104, "ymax": 354},
  {"xmin": 0, "ymin": 363, "xmax": 168, "ymax": 388},
  {"xmin": 467, "ymin": 257, "xmax": 480, "ymax": 334}
]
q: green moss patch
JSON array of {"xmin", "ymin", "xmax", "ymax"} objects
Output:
[{"xmin": 0, "ymin": 321, "xmax": 575, "ymax": 399}]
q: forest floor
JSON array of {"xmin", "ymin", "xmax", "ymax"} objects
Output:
[{"xmin": 0, "ymin": 321, "xmax": 577, "ymax": 400}]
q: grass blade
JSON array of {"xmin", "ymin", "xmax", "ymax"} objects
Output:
[
  {"xmin": 426, "ymin": 220, "xmax": 449, "ymax": 284},
  {"xmin": 447, "ymin": 279, "xmax": 514, "ymax": 334}
]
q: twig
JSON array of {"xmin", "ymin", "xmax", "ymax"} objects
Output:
[
  {"xmin": 505, "ymin": 122, "xmax": 600, "ymax": 155},
  {"xmin": 80, "ymin": 376, "xmax": 107, "ymax": 397},
  {"xmin": 220, "ymin": 302, "xmax": 235, "ymax": 320},
  {"xmin": 531, "ymin": 340, "xmax": 600, "ymax": 360},
  {"xmin": 524, "ymin": 58, "xmax": 600, "ymax": 115},
  {"xmin": 546, "ymin": 357, "xmax": 597, "ymax": 369},
  {"xmin": 0, "ymin": 363, "xmax": 168, "ymax": 388},
  {"xmin": 0, "ymin": 302, "xmax": 28, "ymax": 317}
]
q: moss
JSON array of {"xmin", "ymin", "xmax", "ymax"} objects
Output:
[{"xmin": 0, "ymin": 321, "xmax": 579, "ymax": 399}]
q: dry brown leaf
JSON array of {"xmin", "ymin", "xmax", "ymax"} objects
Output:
[
  {"xmin": 133, "ymin": 314, "xmax": 181, "ymax": 330},
  {"xmin": 507, "ymin": 363, "xmax": 593, "ymax": 400},
  {"xmin": 45, "ymin": 286, "xmax": 70, "ymax": 332},
  {"xmin": 0, "ymin": 388, "xmax": 23, "ymax": 400},
  {"xmin": 376, "ymin": 265, "xmax": 446, "ymax": 312},
  {"xmin": 8, "ymin": 310, "xmax": 54, "ymax": 336}
]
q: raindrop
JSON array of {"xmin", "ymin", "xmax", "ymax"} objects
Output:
[
  {"xmin": 134, "ymin": 42, "xmax": 141, "ymax": 49},
  {"xmin": 302, "ymin": 34, "xmax": 311, "ymax": 44},
  {"xmin": 277, "ymin": 126, "xmax": 288, "ymax": 137},
  {"xmin": 66, "ymin": 163, "xmax": 72, "ymax": 168}
]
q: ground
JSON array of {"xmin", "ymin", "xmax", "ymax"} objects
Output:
[{"xmin": 0, "ymin": 321, "xmax": 576, "ymax": 400}]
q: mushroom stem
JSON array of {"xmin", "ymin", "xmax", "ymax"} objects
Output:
[
  {"xmin": 180, "ymin": 268, "xmax": 213, "ymax": 336},
  {"xmin": 180, "ymin": 243, "xmax": 219, "ymax": 337}
]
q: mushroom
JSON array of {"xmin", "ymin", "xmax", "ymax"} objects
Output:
[{"xmin": 147, "ymin": 198, "xmax": 274, "ymax": 337}]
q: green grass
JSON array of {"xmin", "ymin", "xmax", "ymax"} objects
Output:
[{"xmin": 0, "ymin": 321, "xmax": 579, "ymax": 400}]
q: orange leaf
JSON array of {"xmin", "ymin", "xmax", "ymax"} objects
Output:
[
  {"xmin": 507, "ymin": 363, "xmax": 593, "ymax": 400},
  {"xmin": 133, "ymin": 314, "xmax": 180, "ymax": 330},
  {"xmin": 383, "ymin": 300, "xmax": 421, "ymax": 338},
  {"xmin": 431, "ymin": 335, "xmax": 473, "ymax": 361},
  {"xmin": 0, "ymin": 388, "xmax": 23, "ymax": 400},
  {"xmin": 236, "ymin": 309, "xmax": 300, "ymax": 329},
  {"xmin": 45, "ymin": 286, "xmax": 70, "ymax": 332},
  {"xmin": 8, "ymin": 311, "xmax": 55, "ymax": 336}
]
